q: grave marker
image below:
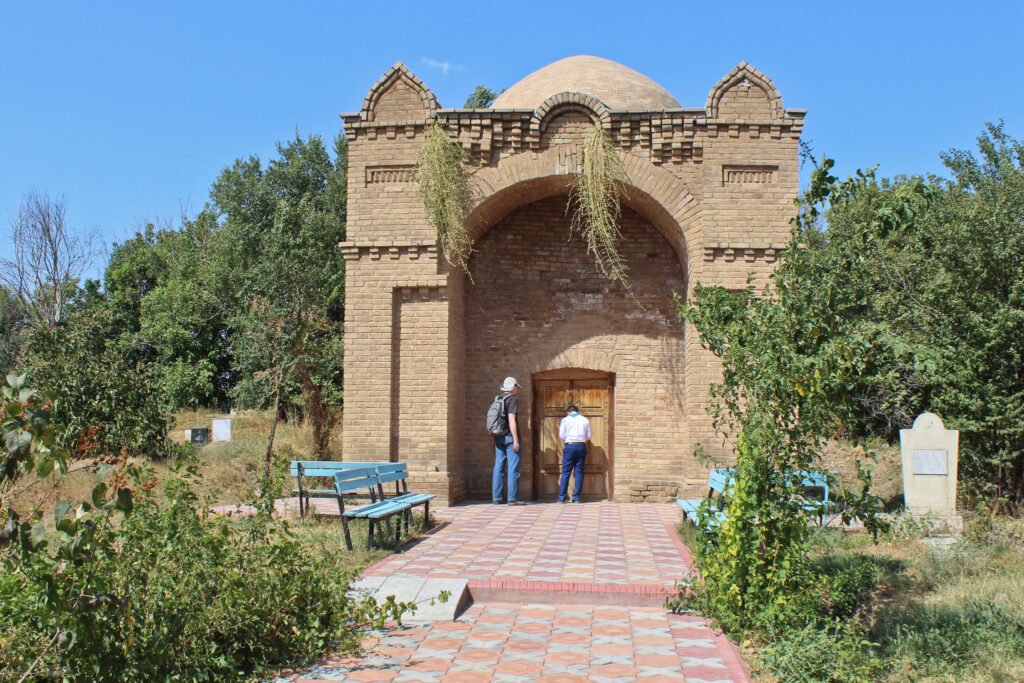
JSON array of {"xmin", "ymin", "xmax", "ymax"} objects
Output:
[
  {"xmin": 899, "ymin": 413, "xmax": 961, "ymax": 530},
  {"xmin": 212, "ymin": 418, "xmax": 232, "ymax": 442}
]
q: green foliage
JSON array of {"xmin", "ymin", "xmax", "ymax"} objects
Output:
[
  {"xmin": 22, "ymin": 309, "xmax": 171, "ymax": 460},
  {"xmin": 211, "ymin": 132, "xmax": 347, "ymax": 411},
  {"xmin": 797, "ymin": 124, "xmax": 1024, "ymax": 505},
  {"xmin": 676, "ymin": 159, "xmax": 894, "ymax": 632},
  {"xmin": 463, "ymin": 85, "xmax": 498, "ymax": 108},
  {"xmin": 417, "ymin": 123, "xmax": 473, "ymax": 275},
  {"xmin": 757, "ymin": 619, "xmax": 883, "ymax": 683},
  {"xmin": 677, "ymin": 124, "xmax": 1024, "ymax": 680},
  {"xmin": 570, "ymin": 128, "xmax": 632, "ymax": 291},
  {"xmin": 0, "ymin": 286, "xmax": 27, "ymax": 374},
  {"xmin": 105, "ymin": 216, "xmax": 233, "ymax": 409},
  {"xmin": 97, "ymin": 132, "xmax": 348, "ymax": 423},
  {"xmin": 1, "ymin": 376, "xmax": 409, "ymax": 682},
  {"xmin": 0, "ymin": 373, "xmax": 67, "ymax": 514}
]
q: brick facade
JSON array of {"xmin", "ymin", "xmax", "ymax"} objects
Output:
[{"xmin": 339, "ymin": 57, "xmax": 804, "ymax": 504}]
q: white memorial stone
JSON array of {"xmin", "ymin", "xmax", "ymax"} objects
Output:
[
  {"xmin": 212, "ymin": 418, "xmax": 232, "ymax": 442},
  {"xmin": 900, "ymin": 413, "xmax": 961, "ymax": 530}
]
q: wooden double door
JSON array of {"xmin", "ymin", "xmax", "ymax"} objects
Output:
[{"xmin": 532, "ymin": 369, "xmax": 613, "ymax": 501}]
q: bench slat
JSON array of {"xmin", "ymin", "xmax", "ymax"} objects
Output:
[
  {"xmin": 291, "ymin": 461, "xmax": 403, "ymax": 477},
  {"xmin": 376, "ymin": 468, "xmax": 411, "ymax": 485},
  {"xmin": 391, "ymin": 493, "xmax": 435, "ymax": 505},
  {"xmin": 346, "ymin": 499, "xmax": 412, "ymax": 519}
]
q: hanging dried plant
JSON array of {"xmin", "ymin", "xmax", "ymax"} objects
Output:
[
  {"xmin": 570, "ymin": 127, "xmax": 631, "ymax": 292},
  {"xmin": 417, "ymin": 123, "xmax": 473, "ymax": 274}
]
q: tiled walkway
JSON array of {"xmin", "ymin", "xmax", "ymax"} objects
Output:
[
  {"xmin": 273, "ymin": 502, "xmax": 751, "ymax": 683},
  {"xmin": 276, "ymin": 603, "xmax": 747, "ymax": 682},
  {"xmin": 366, "ymin": 503, "xmax": 691, "ymax": 588}
]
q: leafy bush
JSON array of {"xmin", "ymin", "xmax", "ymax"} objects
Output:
[
  {"xmin": 1, "ymin": 375, "xmax": 408, "ymax": 682},
  {"xmin": 22, "ymin": 309, "xmax": 171, "ymax": 460}
]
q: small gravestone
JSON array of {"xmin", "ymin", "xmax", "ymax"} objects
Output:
[
  {"xmin": 900, "ymin": 413, "xmax": 961, "ymax": 532},
  {"xmin": 186, "ymin": 428, "xmax": 209, "ymax": 446},
  {"xmin": 212, "ymin": 418, "xmax": 232, "ymax": 442}
]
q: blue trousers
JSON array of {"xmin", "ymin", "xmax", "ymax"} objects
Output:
[
  {"xmin": 558, "ymin": 442, "xmax": 588, "ymax": 502},
  {"xmin": 492, "ymin": 434, "xmax": 520, "ymax": 502}
]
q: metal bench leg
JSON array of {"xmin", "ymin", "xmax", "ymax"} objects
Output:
[
  {"xmin": 340, "ymin": 515, "xmax": 354, "ymax": 551},
  {"xmin": 367, "ymin": 519, "xmax": 375, "ymax": 550},
  {"xmin": 376, "ymin": 483, "xmax": 394, "ymax": 539}
]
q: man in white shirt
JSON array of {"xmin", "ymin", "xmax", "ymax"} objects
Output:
[{"xmin": 557, "ymin": 404, "xmax": 592, "ymax": 503}]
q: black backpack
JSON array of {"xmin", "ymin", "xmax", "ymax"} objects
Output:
[{"xmin": 485, "ymin": 394, "xmax": 510, "ymax": 436}]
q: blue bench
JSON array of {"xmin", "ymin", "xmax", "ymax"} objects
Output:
[
  {"xmin": 677, "ymin": 468, "xmax": 837, "ymax": 530},
  {"xmin": 334, "ymin": 463, "xmax": 436, "ymax": 550},
  {"xmin": 677, "ymin": 468, "xmax": 733, "ymax": 530},
  {"xmin": 792, "ymin": 470, "xmax": 836, "ymax": 526},
  {"xmin": 291, "ymin": 460, "xmax": 401, "ymax": 516}
]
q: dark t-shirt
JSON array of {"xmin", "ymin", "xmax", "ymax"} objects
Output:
[{"xmin": 503, "ymin": 393, "xmax": 518, "ymax": 416}]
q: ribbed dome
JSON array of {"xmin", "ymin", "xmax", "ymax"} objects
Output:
[{"xmin": 491, "ymin": 55, "xmax": 680, "ymax": 111}]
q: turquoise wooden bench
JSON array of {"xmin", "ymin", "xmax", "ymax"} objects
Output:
[
  {"xmin": 676, "ymin": 468, "xmax": 837, "ymax": 530},
  {"xmin": 290, "ymin": 460, "xmax": 403, "ymax": 516},
  {"xmin": 792, "ymin": 470, "xmax": 836, "ymax": 526},
  {"xmin": 335, "ymin": 464, "xmax": 436, "ymax": 550},
  {"xmin": 677, "ymin": 468, "xmax": 733, "ymax": 530}
]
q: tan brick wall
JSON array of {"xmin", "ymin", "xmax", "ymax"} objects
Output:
[
  {"xmin": 339, "ymin": 60, "xmax": 803, "ymax": 504},
  {"xmin": 462, "ymin": 196, "xmax": 689, "ymax": 500}
]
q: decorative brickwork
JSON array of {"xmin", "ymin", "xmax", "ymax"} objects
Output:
[{"xmin": 339, "ymin": 56, "xmax": 802, "ymax": 504}]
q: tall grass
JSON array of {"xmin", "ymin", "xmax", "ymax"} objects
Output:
[{"xmin": 742, "ymin": 519, "xmax": 1024, "ymax": 682}]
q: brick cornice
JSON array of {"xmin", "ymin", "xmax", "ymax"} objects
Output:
[{"xmin": 338, "ymin": 240, "xmax": 438, "ymax": 262}]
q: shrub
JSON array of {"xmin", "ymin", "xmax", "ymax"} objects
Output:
[
  {"xmin": 21, "ymin": 309, "xmax": 171, "ymax": 460},
  {"xmin": 1, "ymin": 375, "xmax": 408, "ymax": 682}
]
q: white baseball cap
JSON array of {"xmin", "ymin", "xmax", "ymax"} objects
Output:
[{"xmin": 500, "ymin": 377, "xmax": 521, "ymax": 391}]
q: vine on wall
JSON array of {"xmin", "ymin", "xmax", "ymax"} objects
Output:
[
  {"xmin": 417, "ymin": 123, "xmax": 632, "ymax": 290},
  {"xmin": 570, "ymin": 128, "xmax": 631, "ymax": 292},
  {"xmin": 417, "ymin": 124, "xmax": 472, "ymax": 275}
]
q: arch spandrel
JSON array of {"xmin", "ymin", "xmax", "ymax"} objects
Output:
[{"xmin": 463, "ymin": 147, "xmax": 699, "ymax": 278}]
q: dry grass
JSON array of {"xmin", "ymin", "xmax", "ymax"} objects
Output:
[
  {"xmin": 813, "ymin": 517, "xmax": 1024, "ymax": 682},
  {"xmin": 820, "ymin": 438, "xmax": 903, "ymax": 509},
  {"xmin": 10, "ymin": 408, "xmax": 346, "ymax": 521}
]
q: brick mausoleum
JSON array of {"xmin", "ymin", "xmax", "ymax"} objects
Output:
[{"xmin": 339, "ymin": 56, "xmax": 804, "ymax": 505}]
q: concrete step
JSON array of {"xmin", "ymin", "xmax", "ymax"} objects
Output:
[{"xmin": 349, "ymin": 574, "xmax": 470, "ymax": 622}]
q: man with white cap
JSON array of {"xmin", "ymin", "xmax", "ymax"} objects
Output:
[{"xmin": 492, "ymin": 376, "xmax": 525, "ymax": 504}]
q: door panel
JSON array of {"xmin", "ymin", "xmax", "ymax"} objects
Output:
[{"xmin": 532, "ymin": 373, "xmax": 612, "ymax": 501}]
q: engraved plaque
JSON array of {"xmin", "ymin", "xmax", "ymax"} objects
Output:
[{"xmin": 912, "ymin": 449, "xmax": 948, "ymax": 475}]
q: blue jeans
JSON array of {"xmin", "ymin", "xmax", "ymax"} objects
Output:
[
  {"xmin": 492, "ymin": 434, "xmax": 520, "ymax": 502},
  {"xmin": 558, "ymin": 442, "xmax": 588, "ymax": 502}
]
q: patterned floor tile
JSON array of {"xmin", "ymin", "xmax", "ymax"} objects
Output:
[{"xmin": 273, "ymin": 503, "xmax": 750, "ymax": 682}]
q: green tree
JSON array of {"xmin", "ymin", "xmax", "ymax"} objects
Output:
[
  {"xmin": 21, "ymin": 308, "xmax": 171, "ymax": 460},
  {"xmin": 209, "ymin": 132, "xmax": 347, "ymax": 469},
  {"xmin": 463, "ymin": 85, "xmax": 498, "ymax": 108},
  {"xmin": 678, "ymin": 160, "xmax": 896, "ymax": 632},
  {"xmin": 805, "ymin": 124, "xmax": 1024, "ymax": 506},
  {"xmin": 0, "ymin": 287, "xmax": 27, "ymax": 374},
  {"xmin": 103, "ymin": 216, "xmax": 234, "ymax": 410}
]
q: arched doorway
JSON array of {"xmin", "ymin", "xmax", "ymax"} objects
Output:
[
  {"xmin": 462, "ymin": 194, "xmax": 687, "ymax": 501},
  {"xmin": 532, "ymin": 368, "xmax": 614, "ymax": 501}
]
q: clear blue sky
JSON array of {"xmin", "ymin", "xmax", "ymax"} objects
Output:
[{"xmin": 2, "ymin": 0, "xmax": 1022, "ymax": 276}]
